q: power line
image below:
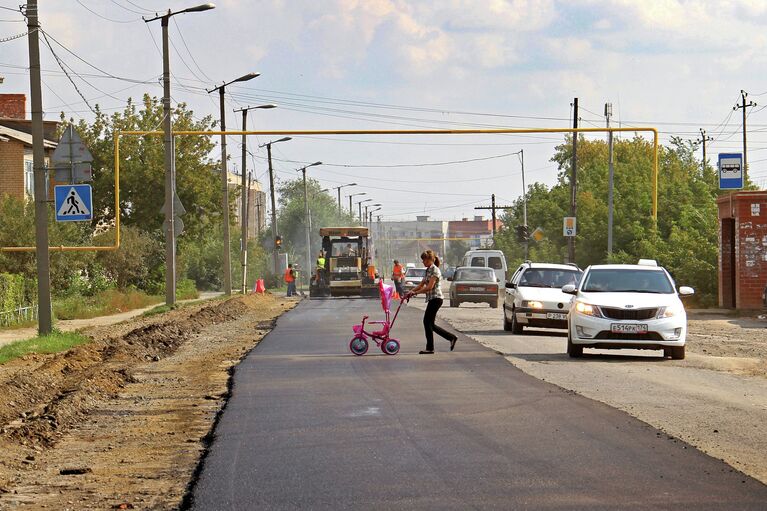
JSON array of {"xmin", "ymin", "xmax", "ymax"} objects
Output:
[
  {"xmin": 40, "ymin": 30, "xmax": 96, "ymax": 114},
  {"xmin": 74, "ymin": 0, "xmax": 140, "ymax": 23}
]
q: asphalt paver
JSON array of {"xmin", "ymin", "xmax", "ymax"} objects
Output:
[{"xmin": 190, "ymin": 298, "xmax": 767, "ymax": 510}]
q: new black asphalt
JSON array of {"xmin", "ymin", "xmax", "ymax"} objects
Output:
[{"xmin": 189, "ymin": 299, "xmax": 767, "ymax": 510}]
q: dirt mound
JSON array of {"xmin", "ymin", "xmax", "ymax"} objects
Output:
[{"xmin": 0, "ymin": 295, "xmax": 255, "ymax": 449}]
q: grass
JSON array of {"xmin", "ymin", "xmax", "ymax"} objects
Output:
[
  {"xmin": 0, "ymin": 330, "xmax": 90, "ymax": 364},
  {"xmin": 53, "ymin": 288, "xmax": 163, "ymax": 321}
]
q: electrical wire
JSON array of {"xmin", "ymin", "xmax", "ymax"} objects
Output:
[
  {"xmin": 40, "ymin": 30, "xmax": 97, "ymax": 114},
  {"xmin": 0, "ymin": 29, "xmax": 27, "ymax": 42},
  {"xmin": 74, "ymin": 0, "xmax": 140, "ymax": 23}
]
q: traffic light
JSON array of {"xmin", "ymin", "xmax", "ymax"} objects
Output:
[
  {"xmin": 275, "ymin": 235, "xmax": 282, "ymax": 250},
  {"xmin": 515, "ymin": 225, "xmax": 529, "ymax": 242}
]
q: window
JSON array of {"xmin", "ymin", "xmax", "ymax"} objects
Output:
[
  {"xmin": 455, "ymin": 268, "xmax": 495, "ymax": 281},
  {"xmin": 488, "ymin": 257, "xmax": 504, "ymax": 270},
  {"xmin": 24, "ymin": 160, "xmax": 34, "ymax": 199},
  {"xmin": 519, "ymin": 269, "xmax": 582, "ymax": 288},
  {"xmin": 581, "ymin": 269, "xmax": 674, "ymax": 294},
  {"xmin": 470, "ymin": 256, "xmax": 485, "ymax": 267}
]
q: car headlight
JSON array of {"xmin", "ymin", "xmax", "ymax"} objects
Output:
[
  {"xmin": 524, "ymin": 300, "xmax": 544, "ymax": 309},
  {"xmin": 575, "ymin": 301, "xmax": 601, "ymax": 317},
  {"xmin": 657, "ymin": 304, "xmax": 684, "ymax": 318}
]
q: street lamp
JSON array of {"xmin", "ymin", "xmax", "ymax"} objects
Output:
[
  {"xmin": 258, "ymin": 137, "xmax": 291, "ymax": 277},
  {"xmin": 333, "ymin": 182, "xmax": 356, "ymax": 211},
  {"xmin": 144, "ymin": 3, "xmax": 216, "ymax": 307},
  {"xmin": 357, "ymin": 198, "xmax": 373, "ymax": 224},
  {"xmin": 347, "ymin": 192, "xmax": 366, "ymax": 217},
  {"xmin": 207, "ymin": 71, "xmax": 261, "ymax": 296},
  {"xmin": 365, "ymin": 203, "xmax": 381, "ymax": 226},
  {"xmin": 233, "ymin": 104, "xmax": 276, "ymax": 294},
  {"xmin": 299, "ymin": 161, "xmax": 323, "ymax": 289},
  {"xmin": 369, "ymin": 207, "xmax": 382, "ymax": 267}
]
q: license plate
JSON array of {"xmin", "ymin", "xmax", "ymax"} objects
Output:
[
  {"xmin": 546, "ymin": 313, "xmax": 567, "ymax": 320},
  {"xmin": 469, "ymin": 287, "xmax": 485, "ymax": 292},
  {"xmin": 611, "ymin": 323, "xmax": 648, "ymax": 334}
]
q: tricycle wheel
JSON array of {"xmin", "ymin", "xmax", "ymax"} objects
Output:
[
  {"xmin": 382, "ymin": 339, "xmax": 400, "ymax": 355},
  {"xmin": 349, "ymin": 336, "xmax": 369, "ymax": 356}
]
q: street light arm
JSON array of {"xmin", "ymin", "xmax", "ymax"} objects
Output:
[{"xmin": 144, "ymin": 3, "xmax": 214, "ymax": 22}]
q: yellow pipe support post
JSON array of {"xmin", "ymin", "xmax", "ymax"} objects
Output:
[
  {"xmin": 2, "ymin": 126, "xmax": 658, "ymax": 253},
  {"xmin": 0, "ymin": 134, "xmax": 122, "ymax": 253}
]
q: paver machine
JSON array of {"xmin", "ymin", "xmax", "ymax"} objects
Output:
[{"xmin": 310, "ymin": 227, "xmax": 378, "ymax": 298}]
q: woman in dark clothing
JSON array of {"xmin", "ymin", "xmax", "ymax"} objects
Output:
[{"xmin": 405, "ymin": 250, "xmax": 458, "ymax": 354}]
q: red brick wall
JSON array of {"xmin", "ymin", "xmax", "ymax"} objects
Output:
[
  {"xmin": 735, "ymin": 196, "xmax": 767, "ymax": 308},
  {"xmin": 0, "ymin": 94, "xmax": 26, "ymax": 119},
  {"xmin": 0, "ymin": 139, "xmax": 25, "ymax": 199}
]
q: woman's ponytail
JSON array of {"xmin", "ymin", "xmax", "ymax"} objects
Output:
[{"xmin": 420, "ymin": 249, "xmax": 441, "ymax": 267}]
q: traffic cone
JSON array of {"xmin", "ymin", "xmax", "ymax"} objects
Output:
[{"xmin": 256, "ymin": 279, "xmax": 266, "ymax": 294}]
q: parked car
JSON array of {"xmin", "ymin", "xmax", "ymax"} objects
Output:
[
  {"xmin": 442, "ymin": 265, "xmax": 456, "ymax": 281},
  {"xmin": 449, "ymin": 267, "xmax": 500, "ymax": 308},
  {"xmin": 402, "ymin": 267, "xmax": 426, "ymax": 293},
  {"xmin": 563, "ymin": 260, "xmax": 694, "ymax": 359},
  {"xmin": 503, "ymin": 262, "xmax": 582, "ymax": 334},
  {"xmin": 462, "ymin": 249, "xmax": 508, "ymax": 283}
]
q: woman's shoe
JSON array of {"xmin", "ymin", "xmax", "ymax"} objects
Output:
[{"xmin": 418, "ymin": 350, "xmax": 434, "ymax": 354}]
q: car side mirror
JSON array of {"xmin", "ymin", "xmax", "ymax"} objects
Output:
[
  {"xmin": 678, "ymin": 286, "xmax": 695, "ymax": 297},
  {"xmin": 561, "ymin": 284, "xmax": 577, "ymax": 295},
  {"xmin": 505, "ymin": 282, "xmax": 515, "ymax": 289}
]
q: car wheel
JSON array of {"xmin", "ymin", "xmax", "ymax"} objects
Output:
[
  {"xmin": 510, "ymin": 308, "xmax": 523, "ymax": 335},
  {"xmin": 451, "ymin": 299, "xmax": 460, "ymax": 308},
  {"xmin": 567, "ymin": 330, "xmax": 583, "ymax": 358},
  {"xmin": 670, "ymin": 346, "xmax": 685, "ymax": 360},
  {"xmin": 503, "ymin": 308, "xmax": 513, "ymax": 331},
  {"xmin": 491, "ymin": 299, "xmax": 499, "ymax": 309}
]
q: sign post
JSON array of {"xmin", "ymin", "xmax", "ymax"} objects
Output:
[
  {"xmin": 563, "ymin": 217, "xmax": 576, "ymax": 237},
  {"xmin": 719, "ymin": 153, "xmax": 743, "ymax": 190}
]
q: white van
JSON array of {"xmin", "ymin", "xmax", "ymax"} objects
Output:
[{"xmin": 461, "ymin": 249, "xmax": 508, "ymax": 283}]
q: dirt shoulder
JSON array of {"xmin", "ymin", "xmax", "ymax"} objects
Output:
[
  {"xmin": 686, "ymin": 314, "xmax": 767, "ymax": 378},
  {"xmin": 0, "ymin": 292, "xmax": 297, "ymax": 510}
]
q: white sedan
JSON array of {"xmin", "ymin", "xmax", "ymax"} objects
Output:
[{"xmin": 563, "ymin": 261, "xmax": 694, "ymax": 359}]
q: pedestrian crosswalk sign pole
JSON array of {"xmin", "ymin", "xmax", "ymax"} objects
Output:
[{"xmin": 54, "ymin": 184, "xmax": 93, "ymax": 222}]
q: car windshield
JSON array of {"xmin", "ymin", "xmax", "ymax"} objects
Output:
[
  {"xmin": 581, "ymin": 268, "xmax": 674, "ymax": 293},
  {"xmin": 519, "ymin": 269, "xmax": 581, "ymax": 288},
  {"xmin": 455, "ymin": 269, "xmax": 495, "ymax": 281},
  {"xmin": 405, "ymin": 268, "xmax": 426, "ymax": 278}
]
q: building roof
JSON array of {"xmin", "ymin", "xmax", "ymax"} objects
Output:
[{"xmin": 0, "ymin": 124, "xmax": 57, "ymax": 149}]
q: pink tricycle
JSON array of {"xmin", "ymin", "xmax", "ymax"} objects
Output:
[{"xmin": 349, "ymin": 280, "xmax": 407, "ymax": 356}]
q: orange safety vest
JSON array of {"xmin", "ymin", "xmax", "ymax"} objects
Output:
[
  {"xmin": 392, "ymin": 264, "xmax": 404, "ymax": 280},
  {"xmin": 284, "ymin": 268, "xmax": 295, "ymax": 283}
]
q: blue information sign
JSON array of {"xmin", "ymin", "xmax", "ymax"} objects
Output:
[
  {"xmin": 54, "ymin": 184, "xmax": 93, "ymax": 222},
  {"xmin": 718, "ymin": 153, "xmax": 743, "ymax": 190}
]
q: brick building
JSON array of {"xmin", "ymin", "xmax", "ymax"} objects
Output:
[
  {"xmin": 717, "ymin": 191, "xmax": 767, "ymax": 309},
  {"xmin": 447, "ymin": 215, "xmax": 502, "ymax": 249},
  {"xmin": 0, "ymin": 94, "xmax": 58, "ymax": 201}
]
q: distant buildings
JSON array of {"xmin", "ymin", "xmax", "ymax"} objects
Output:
[
  {"xmin": 372, "ymin": 214, "xmax": 502, "ymax": 266},
  {"xmin": 226, "ymin": 171, "xmax": 267, "ymax": 238}
]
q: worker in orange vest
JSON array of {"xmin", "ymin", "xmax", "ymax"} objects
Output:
[
  {"xmin": 284, "ymin": 263, "xmax": 297, "ymax": 297},
  {"xmin": 392, "ymin": 259, "xmax": 405, "ymax": 298}
]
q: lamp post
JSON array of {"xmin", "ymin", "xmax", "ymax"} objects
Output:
[
  {"xmin": 300, "ymin": 161, "xmax": 323, "ymax": 289},
  {"xmin": 357, "ymin": 198, "xmax": 373, "ymax": 224},
  {"xmin": 365, "ymin": 203, "xmax": 381, "ymax": 227},
  {"xmin": 347, "ymin": 192, "xmax": 366, "ymax": 216},
  {"xmin": 334, "ymin": 182, "xmax": 356, "ymax": 212},
  {"xmin": 233, "ymin": 104, "xmax": 276, "ymax": 294},
  {"xmin": 370, "ymin": 207, "xmax": 382, "ymax": 268},
  {"xmin": 144, "ymin": 3, "xmax": 215, "ymax": 307},
  {"xmin": 207, "ymin": 71, "xmax": 261, "ymax": 296},
  {"xmin": 258, "ymin": 137, "xmax": 291, "ymax": 278}
]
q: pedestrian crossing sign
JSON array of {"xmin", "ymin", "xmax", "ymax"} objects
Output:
[{"xmin": 54, "ymin": 184, "xmax": 93, "ymax": 222}]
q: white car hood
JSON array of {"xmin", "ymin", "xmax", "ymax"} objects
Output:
[
  {"xmin": 578, "ymin": 291, "xmax": 680, "ymax": 309},
  {"xmin": 515, "ymin": 286, "xmax": 574, "ymax": 304}
]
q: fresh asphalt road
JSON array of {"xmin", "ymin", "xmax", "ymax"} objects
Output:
[{"xmin": 190, "ymin": 298, "xmax": 767, "ymax": 510}]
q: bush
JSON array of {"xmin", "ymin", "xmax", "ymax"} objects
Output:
[
  {"xmin": 53, "ymin": 288, "xmax": 162, "ymax": 320},
  {"xmin": 96, "ymin": 226, "xmax": 163, "ymax": 290},
  {"xmin": 176, "ymin": 278, "xmax": 198, "ymax": 300}
]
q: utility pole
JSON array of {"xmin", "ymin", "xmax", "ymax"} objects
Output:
[
  {"xmin": 697, "ymin": 128, "xmax": 713, "ymax": 172},
  {"xmin": 208, "ymin": 73, "xmax": 260, "ymax": 296},
  {"xmin": 734, "ymin": 90, "xmax": 756, "ymax": 184},
  {"xmin": 145, "ymin": 3, "xmax": 214, "ymax": 306},
  {"xmin": 300, "ymin": 162, "xmax": 322, "ymax": 289},
  {"xmin": 334, "ymin": 183, "xmax": 356, "ymax": 212},
  {"xmin": 569, "ymin": 97, "xmax": 578, "ymax": 264},
  {"xmin": 27, "ymin": 0, "xmax": 52, "ymax": 334},
  {"xmin": 260, "ymin": 137, "xmax": 291, "ymax": 277},
  {"xmin": 234, "ymin": 104, "xmax": 275, "ymax": 294},
  {"xmin": 519, "ymin": 150, "xmax": 528, "ymax": 259},
  {"xmin": 474, "ymin": 194, "xmax": 514, "ymax": 247},
  {"xmin": 606, "ymin": 102, "xmax": 614, "ymax": 256}
]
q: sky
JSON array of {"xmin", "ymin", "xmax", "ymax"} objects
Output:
[{"xmin": 3, "ymin": 0, "xmax": 767, "ymax": 221}]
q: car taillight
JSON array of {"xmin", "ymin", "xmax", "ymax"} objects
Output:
[
  {"xmin": 456, "ymin": 285, "xmax": 468, "ymax": 292},
  {"xmin": 485, "ymin": 286, "xmax": 496, "ymax": 292}
]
